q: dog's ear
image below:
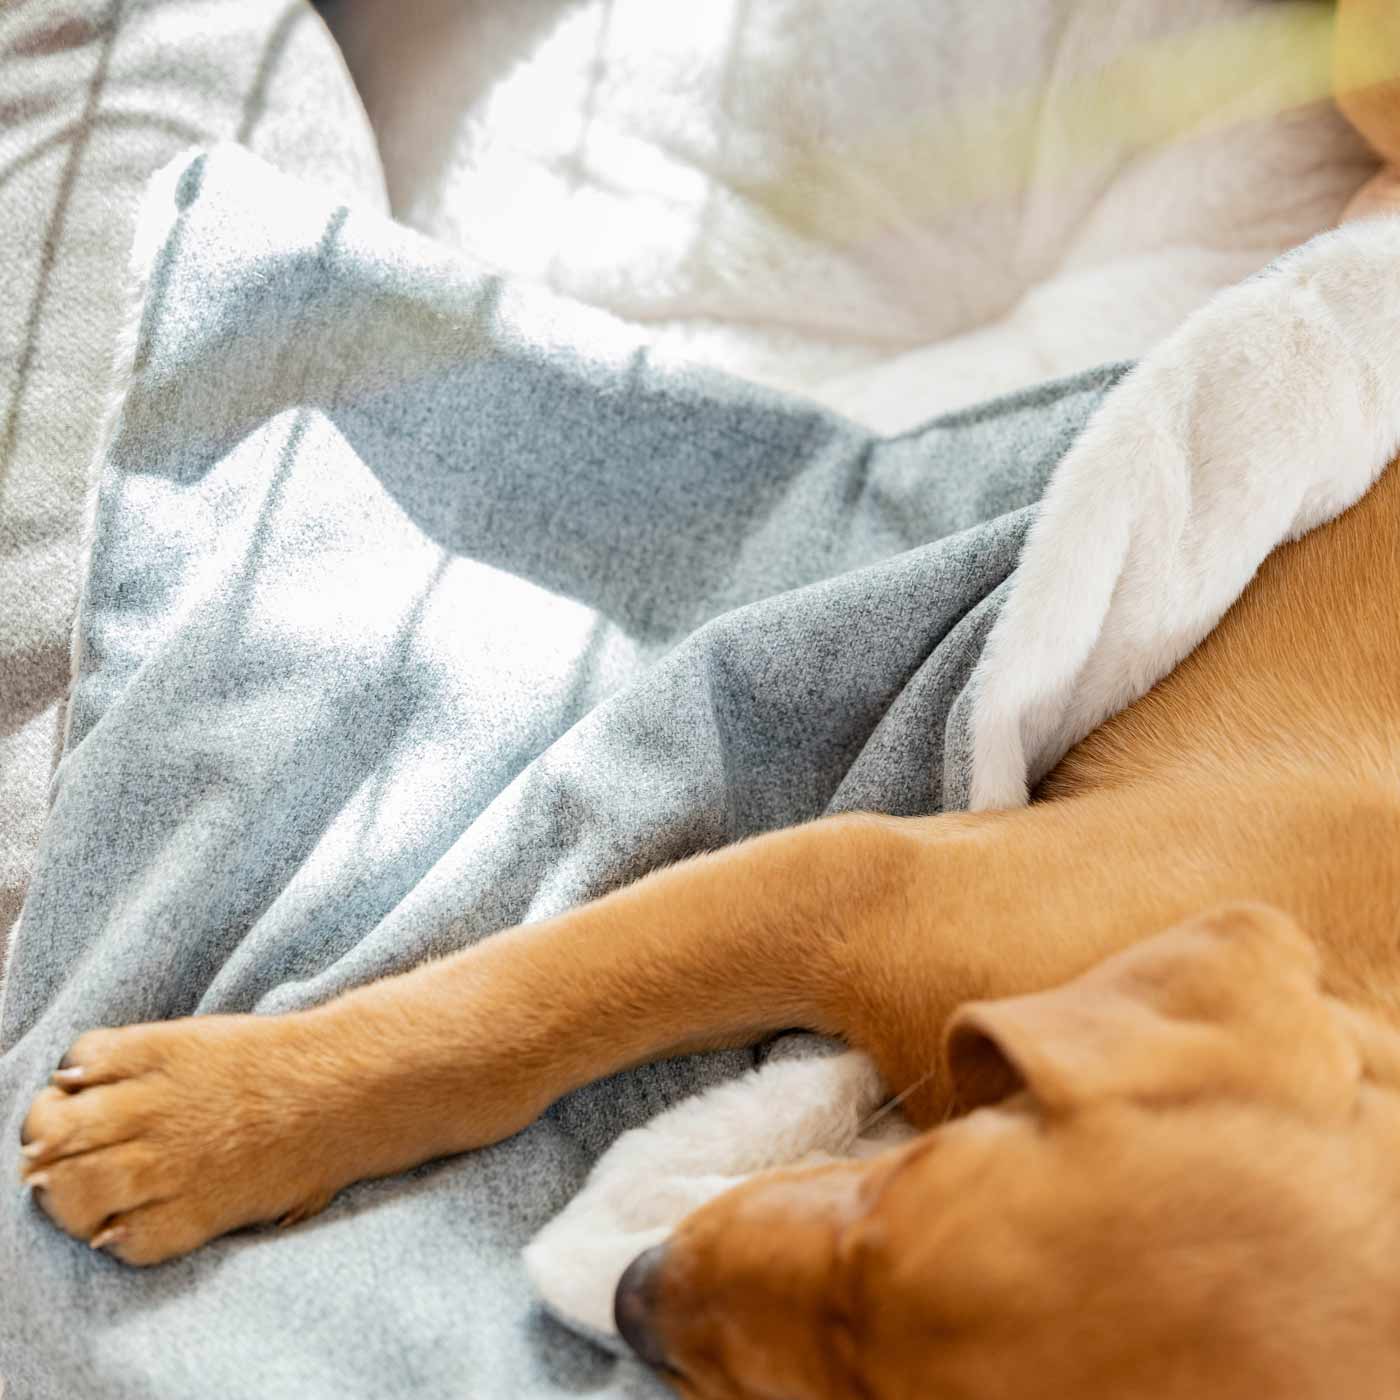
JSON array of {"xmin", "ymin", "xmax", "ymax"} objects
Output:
[{"xmin": 943, "ymin": 902, "xmax": 1344, "ymax": 1115}]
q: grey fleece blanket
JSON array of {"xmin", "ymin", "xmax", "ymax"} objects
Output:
[{"xmin": 0, "ymin": 146, "xmax": 1126, "ymax": 1399}]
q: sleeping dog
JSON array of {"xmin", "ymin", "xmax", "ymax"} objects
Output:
[{"xmin": 19, "ymin": 4, "xmax": 1400, "ymax": 1397}]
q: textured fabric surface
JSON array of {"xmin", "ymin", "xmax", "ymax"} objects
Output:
[
  {"xmin": 327, "ymin": 0, "xmax": 1375, "ymax": 428},
  {"xmin": 0, "ymin": 145, "xmax": 1125, "ymax": 1398},
  {"xmin": 0, "ymin": 0, "xmax": 387, "ymax": 984}
]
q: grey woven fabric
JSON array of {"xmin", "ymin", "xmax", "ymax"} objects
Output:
[{"xmin": 0, "ymin": 145, "xmax": 1126, "ymax": 1399}]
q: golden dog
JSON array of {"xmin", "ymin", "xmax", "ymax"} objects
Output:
[{"xmin": 20, "ymin": 5, "xmax": 1400, "ymax": 1396}]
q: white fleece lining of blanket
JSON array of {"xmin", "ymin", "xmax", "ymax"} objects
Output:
[
  {"xmin": 527, "ymin": 212, "xmax": 1400, "ymax": 1341},
  {"xmin": 969, "ymin": 215, "xmax": 1400, "ymax": 808}
]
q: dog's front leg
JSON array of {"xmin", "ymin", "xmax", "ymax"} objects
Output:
[{"xmin": 16, "ymin": 811, "xmax": 959, "ymax": 1264}]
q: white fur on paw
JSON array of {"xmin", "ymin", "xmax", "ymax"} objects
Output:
[{"xmin": 523, "ymin": 1049, "xmax": 912, "ymax": 1338}]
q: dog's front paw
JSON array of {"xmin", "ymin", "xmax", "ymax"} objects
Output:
[{"xmin": 19, "ymin": 1017, "xmax": 341, "ymax": 1265}]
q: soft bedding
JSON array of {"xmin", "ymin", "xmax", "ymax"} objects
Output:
[
  {"xmin": 6, "ymin": 143, "xmax": 1400, "ymax": 1397},
  {"xmin": 0, "ymin": 144, "xmax": 1121, "ymax": 1399},
  {"xmin": 0, "ymin": 0, "xmax": 1380, "ymax": 989},
  {"xmin": 328, "ymin": 0, "xmax": 1376, "ymax": 427}
]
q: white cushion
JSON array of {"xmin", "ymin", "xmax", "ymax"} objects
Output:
[{"xmin": 329, "ymin": 0, "xmax": 1376, "ymax": 427}]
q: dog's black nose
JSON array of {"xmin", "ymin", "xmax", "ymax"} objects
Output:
[{"xmin": 614, "ymin": 1243, "xmax": 671, "ymax": 1370}]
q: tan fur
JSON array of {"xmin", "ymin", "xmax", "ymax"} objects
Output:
[
  {"xmin": 1338, "ymin": 0, "xmax": 1400, "ymax": 218},
  {"xmin": 19, "ymin": 9, "xmax": 1400, "ymax": 1395}
]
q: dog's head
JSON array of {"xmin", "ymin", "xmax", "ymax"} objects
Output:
[{"xmin": 615, "ymin": 904, "xmax": 1400, "ymax": 1399}]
